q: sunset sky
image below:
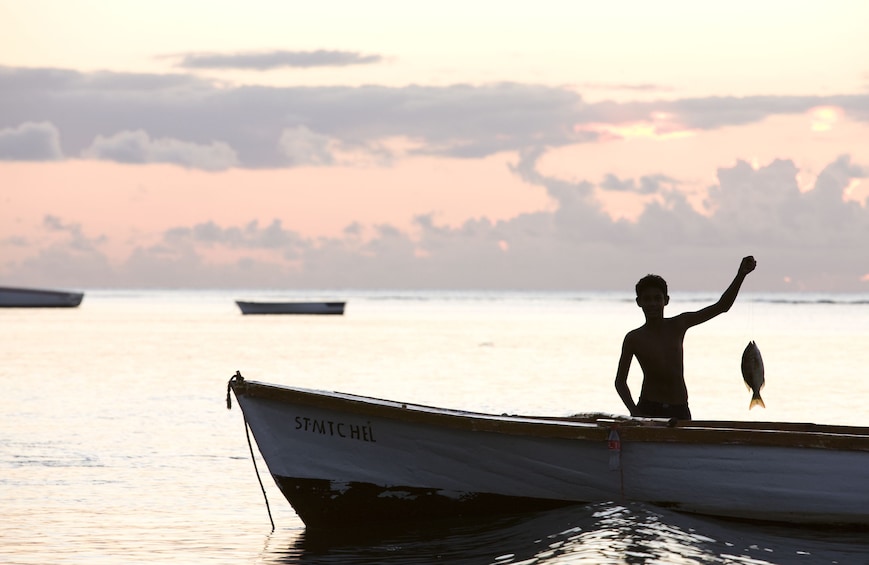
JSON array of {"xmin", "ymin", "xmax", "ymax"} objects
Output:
[{"xmin": 2, "ymin": 1, "xmax": 868, "ymax": 291}]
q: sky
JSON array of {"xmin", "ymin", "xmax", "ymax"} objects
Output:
[{"xmin": 2, "ymin": 0, "xmax": 868, "ymax": 291}]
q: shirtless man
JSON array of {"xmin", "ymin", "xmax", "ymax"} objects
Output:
[{"xmin": 615, "ymin": 256, "xmax": 757, "ymax": 420}]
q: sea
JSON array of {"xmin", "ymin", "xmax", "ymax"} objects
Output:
[{"xmin": 2, "ymin": 289, "xmax": 868, "ymax": 565}]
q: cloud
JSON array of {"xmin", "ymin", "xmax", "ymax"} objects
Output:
[
  {"xmin": 43, "ymin": 215, "xmax": 106, "ymax": 252},
  {"xmin": 583, "ymin": 95, "xmax": 869, "ymax": 133},
  {"xmin": 279, "ymin": 126, "xmax": 336, "ymax": 166},
  {"xmin": 576, "ymin": 82, "xmax": 673, "ymax": 93},
  {"xmin": 8, "ymin": 155, "xmax": 864, "ymax": 291},
  {"xmin": 703, "ymin": 155, "xmax": 868, "ymax": 249},
  {"xmin": 4, "ymin": 65, "xmax": 867, "ymax": 170},
  {"xmin": 82, "ymin": 130, "xmax": 239, "ymax": 171},
  {"xmin": 166, "ymin": 219, "xmax": 307, "ymax": 254},
  {"xmin": 0, "ymin": 65, "xmax": 212, "ymax": 93},
  {"xmin": 600, "ymin": 173, "xmax": 675, "ymax": 194},
  {"xmin": 172, "ymin": 50, "xmax": 384, "ymax": 70},
  {"xmin": 2, "ymin": 216, "xmax": 111, "ymax": 287},
  {"xmin": 0, "ymin": 121, "xmax": 63, "ymax": 160}
]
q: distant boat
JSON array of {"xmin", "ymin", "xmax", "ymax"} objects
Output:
[
  {"xmin": 235, "ymin": 300, "xmax": 345, "ymax": 315},
  {"xmin": 0, "ymin": 286, "xmax": 84, "ymax": 308}
]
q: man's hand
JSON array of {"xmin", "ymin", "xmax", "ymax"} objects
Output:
[{"xmin": 739, "ymin": 256, "xmax": 757, "ymax": 275}]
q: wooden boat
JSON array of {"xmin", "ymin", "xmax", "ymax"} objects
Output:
[
  {"xmin": 226, "ymin": 373, "xmax": 869, "ymax": 530},
  {"xmin": 235, "ymin": 301, "xmax": 345, "ymax": 315},
  {"xmin": 0, "ymin": 286, "xmax": 84, "ymax": 308}
]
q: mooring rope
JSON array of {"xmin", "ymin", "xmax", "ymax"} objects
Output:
[
  {"xmin": 244, "ymin": 416, "xmax": 275, "ymax": 532},
  {"xmin": 227, "ymin": 372, "xmax": 275, "ymax": 532}
]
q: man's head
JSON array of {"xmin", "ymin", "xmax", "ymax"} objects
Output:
[
  {"xmin": 635, "ymin": 274, "xmax": 668, "ymax": 298},
  {"xmin": 635, "ymin": 274, "xmax": 669, "ymax": 318}
]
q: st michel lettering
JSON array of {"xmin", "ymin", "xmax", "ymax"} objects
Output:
[{"xmin": 294, "ymin": 416, "xmax": 377, "ymax": 443}]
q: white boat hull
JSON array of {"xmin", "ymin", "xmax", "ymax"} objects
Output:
[
  {"xmin": 227, "ymin": 375, "xmax": 869, "ymax": 529},
  {"xmin": 240, "ymin": 393, "xmax": 619, "ymax": 526},
  {"xmin": 624, "ymin": 442, "xmax": 867, "ymax": 525}
]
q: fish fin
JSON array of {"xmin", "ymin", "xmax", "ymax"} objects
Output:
[{"xmin": 749, "ymin": 393, "xmax": 766, "ymax": 410}]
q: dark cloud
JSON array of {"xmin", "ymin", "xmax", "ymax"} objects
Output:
[
  {"xmin": 81, "ymin": 130, "xmax": 239, "ymax": 170},
  {"xmin": 0, "ymin": 66, "xmax": 210, "ymax": 93},
  {"xmin": 172, "ymin": 50, "xmax": 383, "ymax": 70},
  {"xmin": 3, "ymin": 65, "xmax": 866, "ymax": 170},
  {"xmin": 0, "ymin": 66, "xmax": 588, "ymax": 167},
  {"xmin": 600, "ymin": 173, "xmax": 634, "ymax": 192},
  {"xmin": 599, "ymin": 174, "xmax": 674, "ymax": 194},
  {"xmin": 0, "ymin": 121, "xmax": 63, "ymax": 160}
]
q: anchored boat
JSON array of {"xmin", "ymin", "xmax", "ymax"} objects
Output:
[
  {"xmin": 0, "ymin": 286, "xmax": 84, "ymax": 308},
  {"xmin": 235, "ymin": 301, "xmax": 345, "ymax": 315},
  {"xmin": 227, "ymin": 373, "xmax": 869, "ymax": 530}
]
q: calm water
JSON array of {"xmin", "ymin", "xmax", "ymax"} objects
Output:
[{"xmin": 2, "ymin": 290, "xmax": 868, "ymax": 564}]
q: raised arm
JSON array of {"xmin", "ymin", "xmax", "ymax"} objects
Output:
[{"xmin": 683, "ymin": 256, "xmax": 756, "ymax": 327}]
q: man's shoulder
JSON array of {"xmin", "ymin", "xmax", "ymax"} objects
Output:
[
  {"xmin": 628, "ymin": 317, "xmax": 683, "ymax": 340},
  {"xmin": 625, "ymin": 324, "xmax": 653, "ymax": 344},
  {"xmin": 664, "ymin": 313, "xmax": 692, "ymax": 327},
  {"xmin": 625, "ymin": 325, "xmax": 645, "ymax": 338}
]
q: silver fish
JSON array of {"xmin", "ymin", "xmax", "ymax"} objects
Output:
[{"xmin": 741, "ymin": 340, "xmax": 766, "ymax": 409}]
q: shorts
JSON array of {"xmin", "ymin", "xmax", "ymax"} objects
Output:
[{"xmin": 636, "ymin": 399, "xmax": 692, "ymax": 420}]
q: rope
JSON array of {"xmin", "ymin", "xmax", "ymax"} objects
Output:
[
  {"xmin": 227, "ymin": 371, "xmax": 275, "ymax": 531},
  {"xmin": 244, "ymin": 416, "xmax": 275, "ymax": 532},
  {"xmin": 226, "ymin": 370, "xmax": 243, "ymax": 409}
]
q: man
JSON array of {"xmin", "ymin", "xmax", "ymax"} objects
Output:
[{"xmin": 615, "ymin": 256, "xmax": 757, "ymax": 420}]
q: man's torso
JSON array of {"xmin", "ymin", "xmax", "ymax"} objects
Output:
[{"xmin": 629, "ymin": 317, "xmax": 689, "ymax": 404}]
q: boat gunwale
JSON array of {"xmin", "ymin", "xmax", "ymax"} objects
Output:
[{"xmin": 230, "ymin": 379, "xmax": 869, "ymax": 451}]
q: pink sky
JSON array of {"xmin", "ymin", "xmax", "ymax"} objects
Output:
[
  {"xmin": 4, "ymin": 156, "xmax": 551, "ymax": 241},
  {"xmin": 2, "ymin": 2, "xmax": 868, "ymax": 291}
]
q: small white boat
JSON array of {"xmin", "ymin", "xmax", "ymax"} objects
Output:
[
  {"xmin": 227, "ymin": 373, "xmax": 869, "ymax": 530},
  {"xmin": 0, "ymin": 286, "xmax": 84, "ymax": 308},
  {"xmin": 235, "ymin": 301, "xmax": 345, "ymax": 315}
]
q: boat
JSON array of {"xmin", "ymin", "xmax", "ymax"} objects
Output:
[
  {"xmin": 0, "ymin": 286, "xmax": 84, "ymax": 308},
  {"xmin": 226, "ymin": 373, "xmax": 869, "ymax": 530},
  {"xmin": 235, "ymin": 301, "xmax": 345, "ymax": 315}
]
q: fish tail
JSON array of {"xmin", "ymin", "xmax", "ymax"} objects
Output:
[{"xmin": 749, "ymin": 393, "xmax": 766, "ymax": 410}]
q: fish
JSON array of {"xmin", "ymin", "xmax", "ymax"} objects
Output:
[{"xmin": 741, "ymin": 340, "xmax": 766, "ymax": 409}]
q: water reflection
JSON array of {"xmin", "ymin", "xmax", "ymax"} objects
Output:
[{"xmin": 258, "ymin": 502, "xmax": 869, "ymax": 564}]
